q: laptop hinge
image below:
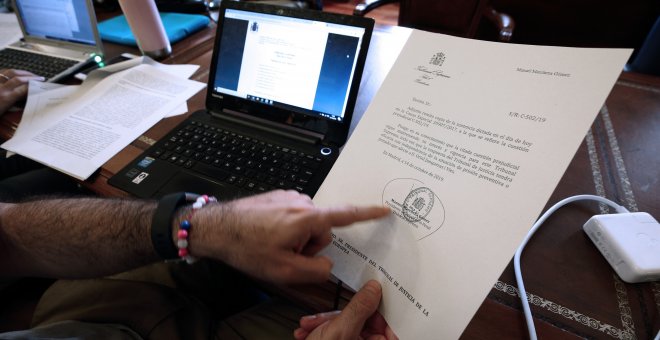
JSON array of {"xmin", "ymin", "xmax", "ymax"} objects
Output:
[{"xmin": 215, "ymin": 109, "xmax": 324, "ymax": 145}]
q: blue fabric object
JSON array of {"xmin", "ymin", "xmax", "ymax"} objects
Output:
[{"xmin": 98, "ymin": 13, "xmax": 210, "ymax": 46}]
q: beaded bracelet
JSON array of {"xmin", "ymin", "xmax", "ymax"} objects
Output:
[{"xmin": 177, "ymin": 194, "xmax": 217, "ymax": 264}]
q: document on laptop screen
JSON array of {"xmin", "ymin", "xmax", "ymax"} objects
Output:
[
  {"xmin": 214, "ymin": 8, "xmax": 365, "ymax": 121},
  {"xmin": 15, "ymin": 0, "xmax": 96, "ymax": 45},
  {"xmin": 0, "ymin": 12, "xmax": 21, "ymax": 48},
  {"xmin": 314, "ymin": 29, "xmax": 631, "ymax": 339},
  {"xmin": 237, "ymin": 20, "xmax": 326, "ymax": 109}
]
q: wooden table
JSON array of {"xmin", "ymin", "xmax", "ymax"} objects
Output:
[
  {"xmin": 460, "ymin": 71, "xmax": 660, "ymax": 339},
  {"xmin": 2, "ymin": 19, "xmax": 658, "ymax": 339}
]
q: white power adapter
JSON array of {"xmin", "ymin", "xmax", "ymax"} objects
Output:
[{"xmin": 583, "ymin": 212, "xmax": 660, "ymax": 283}]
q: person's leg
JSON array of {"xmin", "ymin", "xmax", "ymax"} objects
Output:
[
  {"xmin": 0, "ymin": 153, "xmax": 44, "ymax": 180},
  {"xmin": 214, "ymin": 298, "xmax": 311, "ymax": 339},
  {"xmin": 0, "ymin": 320, "xmax": 142, "ymax": 339},
  {"xmin": 0, "ymin": 160, "xmax": 91, "ymax": 331},
  {"xmin": 31, "ymin": 260, "xmax": 268, "ymax": 340},
  {"xmin": 0, "ymin": 167, "xmax": 85, "ymax": 202}
]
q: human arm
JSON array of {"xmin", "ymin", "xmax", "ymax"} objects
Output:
[
  {"xmin": 0, "ymin": 190, "xmax": 390, "ymax": 282},
  {"xmin": 0, "ymin": 197, "xmax": 158, "ymax": 278},
  {"xmin": 293, "ymin": 280, "xmax": 398, "ymax": 340},
  {"xmin": 184, "ymin": 189, "xmax": 390, "ymax": 284},
  {"xmin": 0, "ymin": 69, "xmax": 44, "ymax": 114}
]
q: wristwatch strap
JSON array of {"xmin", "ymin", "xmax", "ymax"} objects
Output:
[{"xmin": 151, "ymin": 192, "xmax": 187, "ymax": 260}]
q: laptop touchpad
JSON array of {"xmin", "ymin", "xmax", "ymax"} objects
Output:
[{"xmin": 155, "ymin": 171, "xmax": 237, "ymax": 199}]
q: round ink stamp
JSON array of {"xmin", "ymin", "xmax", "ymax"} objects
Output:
[
  {"xmin": 402, "ymin": 187, "xmax": 435, "ymax": 222},
  {"xmin": 382, "ymin": 178, "xmax": 446, "ymax": 240}
]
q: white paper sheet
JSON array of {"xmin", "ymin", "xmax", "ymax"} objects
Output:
[
  {"xmin": 2, "ymin": 63, "xmax": 205, "ymax": 180},
  {"xmin": 0, "ymin": 12, "xmax": 21, "ymax": 49},
  {"xmin": 9, "ymin": 58, "xmax": 199, "ymax": 156},
  {"xmin": 5, "ymin": 82, "xmax": 77, "ymax": 158},
  {"xmin": 315, "ymin": 30, "xmax": 631, "ymax": 339},
  {"xmin": 77, "ymin": 56, "xmax": 199, "ymax": 117}
]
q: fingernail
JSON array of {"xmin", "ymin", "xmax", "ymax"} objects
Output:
[
  {"xmin": 301, "ymin": 314, "xmax": 317, "ymax": 320},
  {"xmin": 317, "ymin": 310, "xmax": 341, "ymax": 318},
  {"xmin": 293, "ymin": 328, "xmax": 306, "ymax": 339}
]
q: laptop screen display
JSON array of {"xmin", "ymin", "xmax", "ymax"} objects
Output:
[
  {"xmin": 15, "ymin": 0, "xmax": 96, "ymax": 46},
  {"xmin": 211, "ymin": 8, "xmax": 366, "ymax": 123}
]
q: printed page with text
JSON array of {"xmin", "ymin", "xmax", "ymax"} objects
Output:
[{"xmin": 314, "ymin": 29, "xmax": 631, "ymax": 339}]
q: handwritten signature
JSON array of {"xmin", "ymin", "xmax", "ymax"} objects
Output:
[{"xmin": 415, "ymin": 65, "xmax": 444, "ymax": 76}]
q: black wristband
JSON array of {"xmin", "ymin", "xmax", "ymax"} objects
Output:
[{"xmin": 151, "ymin": 192, "xmax": 187, "ymax": 260}]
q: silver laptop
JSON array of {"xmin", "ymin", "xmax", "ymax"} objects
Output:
[{"xmin": 0, "ymin": 0, "xmax": 104, "ymax": 82}]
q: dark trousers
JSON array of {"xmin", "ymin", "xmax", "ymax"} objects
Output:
[
  {"xmin": 0, "ymin": 153, "xmax": 85, "ymax": 202},
  {"xmin": 30, "ymin": 261, "xmax": 308, "ymax": 339}
]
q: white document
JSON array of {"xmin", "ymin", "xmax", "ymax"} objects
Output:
[
  {"xmin": 10, "ymin": 58, "xmax": 200, "ymax": 151},
  {"xmin": 5, "ymin": 82, "xmax": 76, "ymax": 158},
  {"xmin": 2, "ymin": 63, "xmax": 205, "ymax": 180},
  {"xmin": 77, "ymin": 56, "xmax": 199, "ymax": 117},
  {"xmin": 238, "ymin": 22, "xmax": 325, "ymax": 109},
  {"xmin": 315, "ymin": 29, "xmax": 631, "ymax": 339},
  {"xmin": 0, "ymin": 12, "xmax": 21, "ymax": 48},
  {"xmin": 5, "ymin": 82, "xmax": 74, "ymax": 158}
]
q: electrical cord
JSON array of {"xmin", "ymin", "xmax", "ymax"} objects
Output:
[{"xmin": 514, "ymin": 194, "xmax": 630, "ymax": 340}]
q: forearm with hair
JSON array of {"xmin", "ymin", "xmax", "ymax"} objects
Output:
[
  {"xmin": 0, "ymin": 197, "xmax": 159, "ymax": 278},
  {"xmin": 181, "ymin": 201, "xmax": 236, "ymax": 263}
]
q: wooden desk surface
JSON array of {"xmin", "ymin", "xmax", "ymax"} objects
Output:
[
  {"xmin": 461, "ymin": 71, "xmax": 660, "ymax": 339},
  {"xmin": 2, "ymin": 19, "xmax": 658, "ymax": 339}
]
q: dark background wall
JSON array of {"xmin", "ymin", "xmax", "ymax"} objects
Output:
[{"xmin": 490, "ymin": 0, "xmax": 659, "ymax": 53}]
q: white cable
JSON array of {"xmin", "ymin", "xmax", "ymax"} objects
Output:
[{"xmin": 514, "ymin": 194, "xmax": 629, "ymax": 340}]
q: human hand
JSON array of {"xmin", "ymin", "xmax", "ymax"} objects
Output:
[
  {"xmin": 188, "ymin": 190, "xmax": 390, "ymax": 284},
  {"xmin": 294, "ymin": 280, "xmax": 398, "ymax": 340},
  {"xmin": 0, "ymin": 69, "xmax": 45, "ymax": 114}
]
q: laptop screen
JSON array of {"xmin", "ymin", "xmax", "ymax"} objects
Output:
[
  {"xmin": 14, "ymin": 0, "xmax": 97, "ymax": 46},
  {"xmin": 210, "ymin": 6, "xmax": 368, "ymax": 124}
]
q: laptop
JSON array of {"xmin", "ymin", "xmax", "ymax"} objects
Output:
[
  {"xmin": 0, "ymin": 0, "xmax": 104, "ymax": 82},
  {"xmin": 108, "ymin": 1, "xmax": 374, "ymax": 199}
]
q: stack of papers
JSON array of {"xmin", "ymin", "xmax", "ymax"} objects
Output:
[{"xmin": 2, "ymin": 57, "xmax": 205, "ymax": 180}]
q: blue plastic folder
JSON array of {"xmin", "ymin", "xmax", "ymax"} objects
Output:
[{"xmin": 98, "ymin": 13, "xmax": 210, "ymax": 46}]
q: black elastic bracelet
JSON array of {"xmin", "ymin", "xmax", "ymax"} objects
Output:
[{"xmin": 151, "ymin": 192, "xmax": 188, "ymax": 260}]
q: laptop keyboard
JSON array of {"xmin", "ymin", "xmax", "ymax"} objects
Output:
[
  {"xmin": 150, "ymin": 120, "xmax": 324, "ymax": 193},
  {"xmin": 0, "ymin": 49, "xmax": 78, "ymax": 80}
]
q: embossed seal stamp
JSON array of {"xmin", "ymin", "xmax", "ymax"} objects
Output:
[
  {"xmin": 382, "ymin": 178, "xmax": 446, "ymax": 240},
  {"xmin": 402, "ymin": 187, "xmax": 434, "ymax": 222}
]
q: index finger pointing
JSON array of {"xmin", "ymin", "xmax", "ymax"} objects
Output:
[{"xmin": 314, "ymin": 205, "xmax": 391, "ymax": 229}]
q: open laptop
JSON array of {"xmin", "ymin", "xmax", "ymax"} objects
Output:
[
  {"xmin": 0, "ymin": 0, "xmax": 104, "ymax": 82},
  {"xmin": 109, "ymin": 1, "xmax": 374, "ymax": 199}
]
